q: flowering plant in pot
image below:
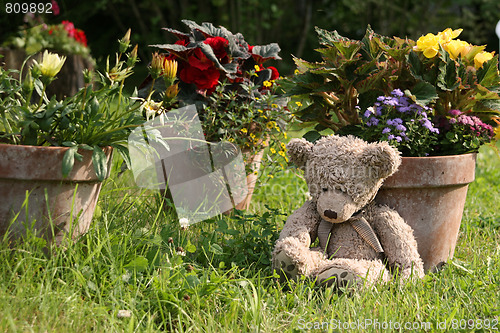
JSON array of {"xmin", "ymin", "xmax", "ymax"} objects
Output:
[
  {"xmin": 1, "ymin": 11, "xmax": 94, "ymax": 100},
  {"xmin": 283, "ymin": 26, "xmax": 500, "ymax": 271},
  {"xmin": 138, "ymin": 20, "xmax": 291, "ymax": 210},
  {"xmin": 0, "ymin": 31, "xmax": 143, "ymax": 244}
]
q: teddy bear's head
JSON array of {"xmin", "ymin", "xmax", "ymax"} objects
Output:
[{"xmin": 287, "ymin": 135, "xmax": 401, "ymax": 223}]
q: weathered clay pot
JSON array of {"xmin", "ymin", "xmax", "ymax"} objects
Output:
[
  {"xmin": 375, "ymin": 153, "xmax": 476, "ymax": 272},
  {"xmin": 0, "ymin": 144, "xmax": 112, "ymax": 245}
]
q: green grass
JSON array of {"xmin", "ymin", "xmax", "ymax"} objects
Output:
[{"xmin": 0, "ymin": 144, "xmax": 499, "ymax": 332}]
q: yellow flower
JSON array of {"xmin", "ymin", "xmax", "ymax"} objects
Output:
[
  {"xmin": 263, "ymin": 80, "xmax": 272, "ymax": 88},
  {"xmin": 253, "ymin": 170, "xmax": 259, "ymax": 175},
  {"xmin": 284, "ymin": 132, "xmax": 287, "ymax": 139},
  {"xmin": 270, "ymin": 148, "xmax": 276, "ymax": 154},
  {"xmin": 415, "ymin": 33, "xmax": 440, "ymax": 58},
  {"xmin": 474, "ymin": 51, "xmax": 495, "ymax": 69},
  {"xmin": 294, "ymin": 69, "xmax": 300, "ymax": 75},
  {"xmin": 254, "ymin": 65, "xmax": 261, "ymax": 72},
  {"xmin": 163, "ymin": 59, "xmax": 178, "ymax": 82},
  {"xmin": 269, "ymin": 174, "xmax": 274, "ymax": 179},
  {"xmin": 250, "ymin": 133, "xmax": 256, "ymax": 139},
  {"xmin": 493, "ymin": 117, "xmax": 500, "ymax": 140},
  {"xmin": 278, "ymin": 150, "xmax": 285, "ymax": 157},
  {"xmin": 258, "ymin": 109, "xmax": 263, "ymax": 113},
  {"xmin": 437, "ymin": 28, "xmax": 462, "ymax": 43},
  {"xmin": 444, "ymin": 39, "xmax": 471, "ymax": 60},
  {"xmin": 280, "ymin": 142, "xmax": 286, "ymax": 149},
  {"xmin": 34, "ymin": 50, "xmax": 66, "ymax": 78},
  {"xmin": 241, "ymin": 128, "xmax": 248, "ymax": 134},
  {"xmin": 295, "ymin": 101, "xmax": 303, "ymax": 107}
]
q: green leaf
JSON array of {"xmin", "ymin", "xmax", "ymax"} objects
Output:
[
  {"xmin": 407, "ymin": 50, "xmax": 424, "ymax": 80},
  {"xmin": 437, "ymin": 57, "xmax": 460, "ymax": 91},
  {"xmin": 208, "ymin": 243, "xmax": 223, "ymax": 255},
  {"xmin": 476, "ymin": 55, "xmax": 500, "ymax": 88},
  {"xmin": 62, "ymin": 146, "xmax": 78, "ymax": 178},
  {"xmin": 409, "ymin": 82, "xmax": 438, "ymax": 106},
  {"xmin": 185, "ymin": 240, "xmax": 196, "ymax": 253},
  {"xmin": 251, "ymin": 43, "xmax": 282, "ymax": 61},
  {"xmin": 92, "ymin": 145, "xmax": 108, "ymax": 181},
  {"xmin": 124, "ymin": 255, "xmax": 149, "ymax": 272},
  {"xmin": 303, "ymin": 130, "xmax": 322, "ymax": 143}
]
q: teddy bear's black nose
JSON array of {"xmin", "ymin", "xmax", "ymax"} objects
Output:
[{"xmin": 324, "ymin": 210, "xmax": 338, "ymax": 219}]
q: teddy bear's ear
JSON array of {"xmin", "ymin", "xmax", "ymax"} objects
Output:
[
  {"xmin": 362, "ymin": 141, "xmax": 402, "ymax": 179},
  {"xmin": 286, "ymin": 138, "xmax": 314, "ymax": 169}
]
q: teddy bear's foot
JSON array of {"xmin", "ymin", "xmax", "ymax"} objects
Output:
[
  {"xmin": 273, "ymin": 250, "xmax": 299, "ymax": 282},
  {"xmin": 316, "ymin": 266, "xmax": 358, "ymax": 289}
]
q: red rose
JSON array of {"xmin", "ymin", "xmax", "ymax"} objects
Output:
[
  {"xmin": 189, "ymin": 48, "xmax": 214, "ymax": 71},
  {"xmin": 204, "ymin": 37, "xmax": 229, "ymax": 63},
  {"xmin": 267, "ymin": 66, "xmax": 279, "ymax": 80},
  {"xmin": 180, "ymin": 64, "xmax": 220, "ymax": 91}
]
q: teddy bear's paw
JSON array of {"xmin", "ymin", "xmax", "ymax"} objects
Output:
[
  {"xmin": 273, "ymin": 251, "xmax": 299, "ymax": 282},
  {"xmin": 317, "ymin": 267, "xmax": 359, "ymax": 289}
]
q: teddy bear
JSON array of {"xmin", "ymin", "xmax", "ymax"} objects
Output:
[{"xmin": 272, "ymin": 134, "xmax": 424, "ymax": 288}]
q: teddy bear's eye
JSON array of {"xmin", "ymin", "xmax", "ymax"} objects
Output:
[{"xmin": 322, "ymin": 188, "xmax": 328, "ymax": 192}]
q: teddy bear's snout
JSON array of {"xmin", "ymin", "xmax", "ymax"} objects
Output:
[{"xmin": 324, "ymin": 210, "xmax": 338, "ymax": 219}]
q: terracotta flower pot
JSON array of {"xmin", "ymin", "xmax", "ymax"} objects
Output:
[
  {"xmin": 0, "ymin": 144, "xmax": 112, "ymax": 245},
  {"xmin": 375, "ymin": 153, "xmax": 476, "ymax": 272}
]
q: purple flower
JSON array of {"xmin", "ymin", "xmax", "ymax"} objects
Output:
[
  {"xmin": 392, "ymin": 118, "xmax": 403, "ymax": 125},
  {"xmin": 449, "ymin": 109, "xmax": 462, "ymax": 116},
  {"xmin": 421, "ymin": 119, "xmax": 433, "ymax": 130},
  {"xmin": 391, "ymin": 89, "xmax": 404, "ymax": 97},
  {"xmin": 382, "ymin": 127, "xmax": 391, "ymax": 134},
  {"xmin": 366, "ymin": 117, "xmax": 379, "ymax": 126},
  {"xmin": 457, "ymin": 115, "xmax": 474, "ymax": 126},
  {"xmin": 388, "ymin": 134, "xmax": 395, "ymax": 140},
  {"xmin": 363, "ymin": 110, "xmax": 372, "ymax": 118},
  {"xmin": 395, "ymin": 136, "xmax": 402, "ymax": 142},
  {"xmin": 383, "ymin": 97, "xmax": 399, "ymax": 106},
  {"xmin": 395, "ymin": 124, "xmax": 407, "ymax": 132},
  {"xmin": 449, "ymin": 118, "xmax": 457, "ymax": 124}
]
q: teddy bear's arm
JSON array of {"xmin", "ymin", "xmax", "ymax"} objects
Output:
[
  {"xmin": 369, "ymin": 205, "xmax": 425, "ymax": 280},
  {"xmin": 273, "ymin": 200, "xmax": 328, "ymax": 276}
]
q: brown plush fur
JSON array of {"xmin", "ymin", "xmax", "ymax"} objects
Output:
[{"xmin": 273, "ymin": 135, "xmax": 424, "ymax": 288}]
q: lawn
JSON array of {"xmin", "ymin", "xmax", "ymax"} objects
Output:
[{"xmin": 0, "ymin": 143, "xmax": 499, "ymax": 332}]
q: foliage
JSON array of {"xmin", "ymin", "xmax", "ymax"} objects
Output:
[
  {"xmin": 0, "ymin": 32, "xmax": 143, "ymax": 180},
  {"xmin": 284, "ymin": 26, "xmax": 500, "ymax": 155},
  {"xmin": 141, "ymin": 19, "xmax": 291, "ymax": 158}
]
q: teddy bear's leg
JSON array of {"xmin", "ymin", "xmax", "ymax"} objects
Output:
[{"xmin": 314, "ymin": 258, "xmax": 390, "ymax": 289}]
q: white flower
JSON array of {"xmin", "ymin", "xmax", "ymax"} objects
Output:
[
  {"xmin": 179, "ymin": 218, "xmax": 190, "ymax": 228},
  {"xmin": 33, "ymin": 50, "xmax": 66, "ymax": 78}
]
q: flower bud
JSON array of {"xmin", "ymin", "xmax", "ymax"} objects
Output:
[
  {"xmin": 22, "ymin": 70, "xmax": 34, "ymax": 95},
  {"xmin": 83, "ymin": 69, "xmax": 93, "ymax": 84},
  {"xmin": 127, "ymin": 44, "xmax": 138, "ymax": 67},
  {"xmin": 119, "ymin": 28, "xmax": 131, "ymax": 53},
  {"xmin": 164, "ymin": 82, "xmax": 179, "ymax": 101},
  {"xmin": 149, "ymin": 52, "xmax": 163, "ymax": 79}
]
